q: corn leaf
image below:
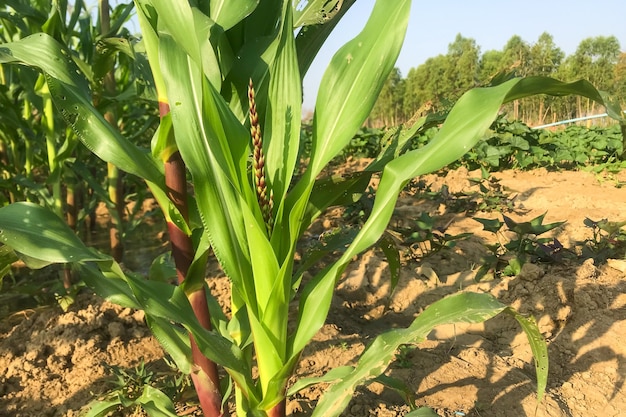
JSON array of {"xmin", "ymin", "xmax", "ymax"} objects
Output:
[
  {"xmin": 158, "ymin": 34, "xmax": 256, "ymax": 305},
  {"xmin": 293, "ymin": 0, "xmax": 343, "ymax": 27},
  {"xmin": 145, "ymin": 315, "xmax": 192, "ymax": 375},
  {"xmin": 505, "ymin": 308, "xmax": 549, "ymax": 401},
  {"xmin": 405, "ymin": 408, "xmax": 440, "ymax": 417},
  {"xmin": 79, "ymin": 263, "xmax": 141, "ymax": 310},
  {"xmin": 293, "ymin": 76, "xmax": 618, "ymax": 356},
  {"xmin": 0, "ymin": 33, "xmax": 165, "ymax": 187},
  {"xmin": 84, "ymin": 399, "xmax": 122, "ymax": 417},
  {"xmin": 137, "ymin": 385, "xmax": 178, "ymax": 417},
  {"xmin": 309, "ymin": 292, "xmax": 508, "ymax": 417},
  {"xmin": 294, "ymin": 0, "xmax": 357, "ymax": 76},
  {"xmin": 210, "ymin": 0, "xmax": 259, "ymax": 31},
  {"xmin": 264, "ymin": 1, "xmax": 301, "ymax": 208},
  {"xmin": 0, "ymin": 202, "xmax": 109, "ymax": 264},
  {"xmin": 308, "ymin": 0, "xmax": 410, "ymax": 176},
  {"xmin": 291, "ymin": 77, "xmax": 614, "ymax": 403}
]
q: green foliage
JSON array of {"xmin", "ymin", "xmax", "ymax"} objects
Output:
[
  {"xmin": 474, "ymin": 213, "xmax": 566, "ymax": 280},
  {"xmin": 4, "ymin": 1, "xmax": 622, "ymax": 415},
  {"xmin": 380, "ymin": 33, "xmax": 624, "ymax": 127},
  {"xmin": 582, "ymin": 217, "xmax": 626, "ymax": 262},
  {"xmin": 454, "ymin": 117, "xmax": 623, "ymax": 171},
  {"xmin": 85, "ymin": 359, "xmax": 184, "ymax": 417},
  {"xmin": 395, "ymin": 211, "xmax": 472, "ymax": 260},
  {"xmin": 436, "ymin": 167, "xmax": 517, "ymax": 213}
]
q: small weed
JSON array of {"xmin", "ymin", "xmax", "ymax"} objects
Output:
[
  {"xmin": 441, "ymin": 167, "xmax": 516, "ymax": 213},
  {"xmin": 474, "ymin": 212, "xmax": 566, "ymax": 280},
  {"xmin": 342, "ymin": 185, "xmax": 375, "ymax": 225},
  {"xmin": 393, "ymin": 344, "xmax": 417, "ymax": 369},
  {"xmin": 87, "ymin": 358, "xmax": 192, "ymax": 417},
  {"xmin": 582, "ymin": 217, "xmax": 626, "ymax": 262},
  {"xmin": 395, "ymin": 212, "xmax": 472, "ymax": 261}
]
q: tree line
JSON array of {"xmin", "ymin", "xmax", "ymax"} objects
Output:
[{"xmin": 369, "ymin": 33, "xmax": 625, "ymax": 127}]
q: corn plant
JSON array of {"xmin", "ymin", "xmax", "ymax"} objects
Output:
[{"xmin": 1, "ymin": 1, "xmax": 625, "ymax": 416}]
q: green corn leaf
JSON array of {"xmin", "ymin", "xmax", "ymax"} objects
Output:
[
  {"xmin": 308, "ymin": 0, "xmax": 410, "ymax": 176},
  {"xmin": 293, "ymin": 75, "xmax": 616, "ymax": 353},
  {"xmin": 123, "ymin": 277, "xmax": 245, "ymax": 371},
  {"xmin": 292, "ymin": 76, "xmax": 609, "ymax": 390},
  {"xmin": 264, "ymin": 1, "xmax": 301, "ymax": 206},
  {"xmin": 303, "ymin": 171, "xmax": 373, "ymax": 230},
  {"xmin": 139, "ymin": 0, "xmax": 221, "ymax": 88},
  {"xmin": 84, "ymin": 399, "xmax": 122, "ymax": 417},
  {"xmin": 378, "ymin": 233, "xmax": 401, "ymax": 296},
  {"xmin": 276, "ymin": 0, "xmax": 411, "ymax": 279},
  {"xmin": 0, "ymin": 202, "xmax": 109, "ymax": 264},
  {"xmin": 504, "ymin": 308, "xmax": 548, "ymax": 401},
  {"xmin": 287, "ymin": 366, "xmax": 353, "ymax": 396},
  {"xmin": 0, "ymin": 33, "xmax": 88, "ymax": 88},
  {"xmin": 158, "ymin": 34, "xmax": 257, "ymax": 308},
  {"xmin": 133, "ymin": 0, "xmax": 166, "ymax": 100},
  {"xmin": 0, "ymin": 33, "xmax": 165, "ymax": 187},
  {"xmin": 293, "ymin": 0, "xmax": 344, "ymax": 27},
  {"xmin": 278, "ymin": 0, "xmax": 412, "ymax": 313},
  {"xmin": 46, "ymin": 74, "xmax": 164, "ymax": 185},
  {"xmin": 0, "ymin": 202, "xmax": 254, "ymax": 392},
  {"xmin": 145, "ymin": 315, "xmax": 192, "ymax": 375},
  {"xmin": 505, "ymin": 77, "xmax": 625, "ymax": 122},
  {"xmin": 295, "ymin": 0, "xmax": 357, "ymax": 76},
  {"xmin": 309, "ymin": 292, "xmax": 509, "ymax": 417},
  {"xmin": 78, "ymin": 263, "xmax": 141, "ymax": 310},
  {"xmin": 137, "ymin": 385, "xmax": 178, "ymax": 417},
  {"xmin": 210, "ymin": 0, "xmax": 259, "ymax": 31},
  {"xmin": 405, "ymin": 408, "xmax": 440, "ymax": 417}
]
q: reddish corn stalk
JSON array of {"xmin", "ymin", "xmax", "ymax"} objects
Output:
[
  {"xmin": 248, "ymin": 79, "xmax": 274, "ymax": 233},
  {"xmin": 160, "ymin": 101, "xmax": 223, "ymax": 417}
]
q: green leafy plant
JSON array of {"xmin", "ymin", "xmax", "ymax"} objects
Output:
[
  {"xmin": 475, "ymin": 212, "xmax": 566, "ymax": 279},
  {"xmin": 438, "ymin": 166, "xmax": 516, "ymax": 213},
  {"xmin": 1, "ymin": 1, "xmax": 624, "ymax": 416},
  {"xmin": 581, "ymin": 217, "xmax": 626, "ymax": 262},
  {"xmin": 86, "ymin": 358, "xmax": 190, "ymax": 417},
  {"xmin": 396, "ymin": 211, "xmax": 472, "ymax": 260}
]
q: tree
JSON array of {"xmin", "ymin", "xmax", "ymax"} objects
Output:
[
  {"xmin": 614, "ymin": 52, "xmax": 626, "ymax": 108},
  {"xmin": 479, "ymin": 49, "xmax": 505, "ymax": 84},
  {"xmin": 527, "ymin": 32, "xmax": 565, "ymax": 124},
  {"xmin": 568, "ymin": 36, "xmax": 621, "ymax": 118},
  {"xmin": 403, "ymin": 54, "xmax": 447, "ymax": 115},
  {"xmin": 501, "ymin": 35, "xmax": 531, "ymax": 120},
  {"xmin": 444, "ymin": 34, "xmax": 480, "ymax": 100},
  {"xmin": 370, "ymin": 67, "xmax": 405, "ymax": 126}
]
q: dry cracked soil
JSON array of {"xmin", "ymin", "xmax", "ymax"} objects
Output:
[{"xmin": 1, "ymin": 165, "xmax": 625, "ymax": 417}]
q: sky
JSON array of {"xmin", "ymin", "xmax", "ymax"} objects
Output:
[{"xmin": 302, "ymin": 0, "xmax": 626, "ymax": 111}]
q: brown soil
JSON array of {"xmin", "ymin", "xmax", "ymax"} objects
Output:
[{"xmin": 1, "ymin": 166, "xmax": 625, "ymax": 417}]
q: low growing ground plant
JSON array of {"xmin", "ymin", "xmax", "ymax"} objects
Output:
[
  {"xmin": 582, "ymin": 217, "xmax": 626, "ymax": 262},
  {"xmin": 1, "ymin": 1, "xmax": 625, "ymax": 416},
  {"xmin": 396, "ymin": 211, "xmax": 472, "ymax": 260},
  {"xmin": 474, "ymin": 213, "xmax": 566, "ymax": 280}
]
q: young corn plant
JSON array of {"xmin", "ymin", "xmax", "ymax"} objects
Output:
[{"xmin": 1, "ymin": 1, "xmax": 625, "ymax": 416}]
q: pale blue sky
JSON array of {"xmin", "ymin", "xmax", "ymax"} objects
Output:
[{"xmin": 303, "ymin": 0, "xmax": 626, "ymax": 111}]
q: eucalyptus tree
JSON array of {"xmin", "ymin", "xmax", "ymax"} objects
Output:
[
  {"xmin": 370, "ymin": 67, "xmax": 405, "ymax": 126},
  {"xmin": 568, "ymin": 36, "xmax": 621, "ymax": 119},
  {"xmin": 444, "ymin": 34, "xmax": 481, "ymax": 100},
  {"xmin": 527, "ymin": 32, "xmax": 565, "ymax": 124}
]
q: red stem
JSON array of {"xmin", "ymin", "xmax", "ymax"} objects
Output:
[
  {"xmin": 162, "ymin": 102, "xmax": 223, "ymax": 416},
  {"xmin": 266, "ymin": 399, "xmax": 286, "ymax": 417}
]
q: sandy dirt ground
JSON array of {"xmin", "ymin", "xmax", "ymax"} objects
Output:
[{"xmin": 1, "ymin": 166, "xmax": 625, "ymax": 417}]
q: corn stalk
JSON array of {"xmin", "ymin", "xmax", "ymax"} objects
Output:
[{"xmin": 1, "ymin": 1, "xmax": 625, "ymax": 416}]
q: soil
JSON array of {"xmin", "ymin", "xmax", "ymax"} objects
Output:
[{"xmin": 1, "ymin": 165, "xmax": 625, "ymax": 417}]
